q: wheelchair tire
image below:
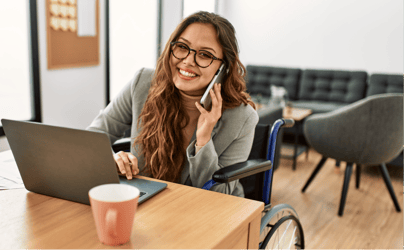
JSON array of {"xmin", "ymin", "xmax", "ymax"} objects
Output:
[{"xmin": 259, "ymin": 204, "xmax": 304, "ymax": 249}]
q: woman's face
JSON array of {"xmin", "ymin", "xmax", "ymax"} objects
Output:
[{"xmin": 170, "ymin": 23, "xmax": 224, "ymax": 96}]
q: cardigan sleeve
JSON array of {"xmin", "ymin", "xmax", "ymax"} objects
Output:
[{"xmin": 185, "ymin": 109, "xmax": 259, "ymax": 196}]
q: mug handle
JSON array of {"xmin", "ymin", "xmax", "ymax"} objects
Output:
[{"xmin": 106, "ymin": 209, "xmax": 118, "ymax": 237}]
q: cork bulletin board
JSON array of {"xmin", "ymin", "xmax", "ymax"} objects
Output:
[{"xmin": 46, "ymin": 0, "xmax": 99, "ymax": 69}]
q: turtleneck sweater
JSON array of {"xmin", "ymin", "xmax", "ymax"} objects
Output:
[{"xmin": 179, "ymin": 91, "xmax": 202, "ymax": 153}]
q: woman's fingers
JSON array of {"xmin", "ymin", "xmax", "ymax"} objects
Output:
[
  {"xmin": 210, "ymin": 83, "xmax": 222, "ymax": 115},
  {"xmin": 216, "ymin": 83, "xmax": 222, "ymax": 102},
  {"xmin": 128, "ymin": 153, "xmax": 139, "ymax": 175},
  {"xmin": 195, "ymin": 101, "xmax": 208, "ymax": 114},
  {"xmin": 114, "ymin": 151, "xmax": 139, "ymax": 180},
  {"xmin": 121, "ymin": 153, "xmax": 133, "ymax": 179},
  {"xmin": 114, "ymin": 152, "xmax": 126, "ymax": 174}
]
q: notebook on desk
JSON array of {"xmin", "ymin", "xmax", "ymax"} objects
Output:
[{"xmin": 1, "ymin": 119, "xmax": 167, "ymax": 205}]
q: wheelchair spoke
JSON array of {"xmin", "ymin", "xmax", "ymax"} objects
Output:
[
  {"xmin": 274, "ymin": 220, "xmax": 292, "ymax": 249},
  {"xmin": 270, "ymin": 230, "xmax": 278, "ymax": 249},
  {"xmin": 286, "ymin": 226, "xmax": 297, "ymax": 249},
  {"xmin": 277, "ymin": 214, "xmax": 281, "ymax": 248}
]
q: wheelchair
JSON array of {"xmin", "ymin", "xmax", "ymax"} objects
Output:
[
  {"xmin": 201, "ymin": 119, "xmax": 305, "ymax": 249},
  {"xmin": 113, "ymin": 118, "xmax": 305, "ymax": 249}
]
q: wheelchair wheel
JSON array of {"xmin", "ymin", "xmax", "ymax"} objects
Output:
[{"xmin": 259, "ymin": 204, "xmax": 304, "ymax": 249}]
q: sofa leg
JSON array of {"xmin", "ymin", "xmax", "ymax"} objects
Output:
[
  {"xmin": 355, "ymin": 164, "xmax": 361, "ymax": 189},
  {"xmin": 338, "ymin": 163, "xmax": 353, "ymax": 216},
  {"xmin": 379, "ymin": 163, "xmax": 401, "ymax": 212},
  {"xmin": 301, "ymin": 157, "xmax": 327, "ymax": 193}
]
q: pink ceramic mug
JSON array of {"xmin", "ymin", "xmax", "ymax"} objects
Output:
[{"xmin": 89, "ymin": 184, "xmax": 139, "ymax": 246}]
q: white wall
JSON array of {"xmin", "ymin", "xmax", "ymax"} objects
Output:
[
  {"xmin": 0, "ymin": 0, "xmax": 106, "ymax": 151},
  {"xmin": 109, "ymin": 0, "xmax": 158, "ymax": 100},
  {"xmin": 160, "ymin": 0, "xmax": 183, "ymax": 49},
  {"xmin": 219, "ymin": 0, "xmax": 403, "ymax": 74}
]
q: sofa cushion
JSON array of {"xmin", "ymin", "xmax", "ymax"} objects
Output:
[
  {"xmin": 366, "ymin": 74, "xmax": 403, "ymax": 96},
  {"xmin": 298, "ymin": 69, "xmax": 367, "ymax": 103},
  {"xmin": 246, "ymin": 65, "xmax": 302, "ymax": 100},
  {"xmin": 291, "ymin": 100, "xmax": 347, "ymax": 114}
]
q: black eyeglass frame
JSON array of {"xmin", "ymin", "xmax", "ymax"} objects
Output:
[{"xmin": 170, "ymin": 41, "xmax": 224, "ymax": 68}]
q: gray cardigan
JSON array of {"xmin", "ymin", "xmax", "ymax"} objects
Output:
[{"xmin": 87, "ymin": 68, "xmax": 258, "ymax": 197}]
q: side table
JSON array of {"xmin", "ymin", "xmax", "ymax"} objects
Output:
[{"xmin": 282, "ymin": 107, "xmax": 312, "ymax": 170}]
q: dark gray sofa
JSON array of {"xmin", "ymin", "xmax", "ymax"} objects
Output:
[
  {"xmin": 247, "ymin": 65, "xmax": 371, "ymax": 114},
  {"xmin": 292, "ymin": 69, "xmax": 368, "ymax": 114},
  {"xmin": 246, "ymin": 65, "xmax": 403, "ymax": 166}
]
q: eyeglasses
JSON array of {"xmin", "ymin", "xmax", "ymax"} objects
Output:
[{"xmin": 170, "ymin": 41, "xmax": 223, "ymax": 68}]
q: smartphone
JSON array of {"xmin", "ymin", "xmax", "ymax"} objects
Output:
[{"xmin": 200, "ymin": 64, "xmax": 226, "ymax": 109}]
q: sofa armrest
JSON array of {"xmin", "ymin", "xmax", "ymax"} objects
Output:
[{"xmin": 212, "ymin": 159, "xmax": 272, "ymax": 183}]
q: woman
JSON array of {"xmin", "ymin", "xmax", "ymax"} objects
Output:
[{"xmin": 87, "ymin": 11, "xmax": 258, "ymax": 197}]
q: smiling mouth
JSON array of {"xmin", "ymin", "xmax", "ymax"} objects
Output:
[{"xmin": 179, "ymin": 69, "xmax": 198, "ymax": 78}]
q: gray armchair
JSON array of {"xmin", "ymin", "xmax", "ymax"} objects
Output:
[{"xmin": 301, "ymin": 93, "xmax": 403, "ymax": 216}]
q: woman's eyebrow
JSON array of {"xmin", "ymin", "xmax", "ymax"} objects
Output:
[{"xmin": 178, "ymin": 37, "xmax": 217, "ymax": 54}]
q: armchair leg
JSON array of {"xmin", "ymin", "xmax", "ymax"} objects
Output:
[
  {"xmin": 338, "ymin": 163, "xmax": 353, "ymax": 216},
  {"xmin": 379, "ymin": 163, "xmax": 401, "ymax": 212},
  {"xmin": 301, "ymin": 157, "xmax": 327, "ymax": 193},
  {"xmin": 355, "ymin": 164, "xmax": 361, "ymax": 189}
]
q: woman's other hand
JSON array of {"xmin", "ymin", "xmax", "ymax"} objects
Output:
[
  {"xmin": 195, "ymin": 83, "xmax": 222, "ymax": 146},
  {"xmin": 114, "ymin": 151, "xmax": 139, "ymax": 180}
]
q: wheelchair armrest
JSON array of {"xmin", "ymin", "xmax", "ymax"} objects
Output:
[
  {"xmin": 212, "ymin": 159, "xmax": 272, "ymax": 183},
  {"xmin": 112, "ymin": 137, "xmax": 131, "ymax": 153}
]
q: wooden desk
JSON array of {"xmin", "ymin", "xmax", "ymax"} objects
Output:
[{"xmin": 0, "ymin": 176, "xmax": 263, "ymax": 249}]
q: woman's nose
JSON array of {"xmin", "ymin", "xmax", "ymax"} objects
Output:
[{"xmin": 182, "ymin": 50, "xmax": 196, "ymax": 66}]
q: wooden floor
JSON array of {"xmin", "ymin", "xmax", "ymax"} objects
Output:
[{"xmin": 271, "ymin": 147, "xmax": 403, "ymax": 249}]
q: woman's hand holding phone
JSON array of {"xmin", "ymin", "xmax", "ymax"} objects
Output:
[
  {"xmin": 195, "ymin": 83, "xmax": 222, "ymax": 147},
  {"xmin": 114, "ymin": 151, "xmax": 139, "ymax": 180}
]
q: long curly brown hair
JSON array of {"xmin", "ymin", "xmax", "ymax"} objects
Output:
[{"xmin": 134, "ymin": 11, "xmax": 255, "ymax": 182}]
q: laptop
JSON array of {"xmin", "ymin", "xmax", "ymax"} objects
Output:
[{"xmin": 1, "ymin": 119, "xmax": 167, "ymax": 205}]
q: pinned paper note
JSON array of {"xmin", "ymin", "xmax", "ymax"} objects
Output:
[
  {"xmin": 68, "ymin": 5, "xmax": 76, "ymax": 18},
  {"xmin": 50, "ymin": 16, "xmax": 60, "ymax": 30},
  {"xmin": 50, "ymin": 3, "xmax": 59, "ymax": 16},
  {"xmin": 68, "ymin": 19, "xmax": 77, "ymax": 32},
  {"xmin": 77, "ymin": 0, "xmax": 96, "ymax": 37},
  {"xmin": 59, "ymin": 4, "xmax": 68, "ymax": 17},
  {"xmin": 60, "ymin": 18, "xmax": 69, "ymax": 31}
]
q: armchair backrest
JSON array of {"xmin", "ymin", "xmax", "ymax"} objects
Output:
[
  {"xmin": 304, "ymin": 93, "xmax": 403, "ymax": 164},
  {"xmin": 358, "ymin": 93, "xmax": 403, "ymax": 164}
]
